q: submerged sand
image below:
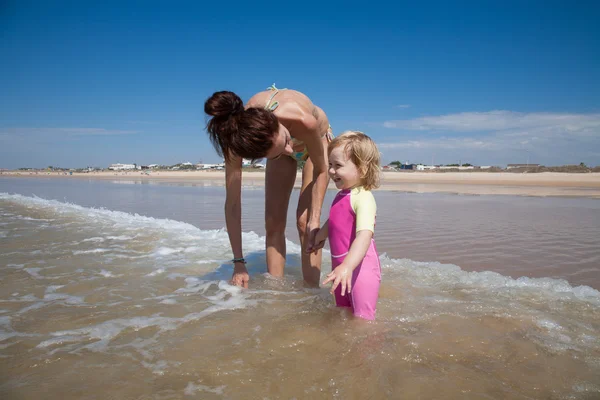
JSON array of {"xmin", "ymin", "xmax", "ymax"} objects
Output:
[
  {"xmin": 4, "ymin": 170, "xmax": 600, "ymax": 198},
  {"xmin": 1, "ymin": 186, "xmax": 599, "ymax": 399}
]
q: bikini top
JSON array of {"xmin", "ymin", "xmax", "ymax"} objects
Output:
[
  {"xmin": 264, "ymin": 83, "xmax": 286, "ymax": 111},
  {"xmin": 264, "ymin": 84, "xmax": 305, "ymax": 146}
]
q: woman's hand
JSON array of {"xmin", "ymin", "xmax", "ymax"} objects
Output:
[
  {"xmin": 306, "ymin": 226, "xmax": 327, "ymax": 253},
  {"xmin": 322, "ymin": 264, "xmax": 353, "ymax": 296},
  {"xmin": 306, "ymin": 220, "xmax": 328, "ymax": 254},
  {"xmin": 231, "ymin": 262, "xmax": 249, "ymax": 288}
]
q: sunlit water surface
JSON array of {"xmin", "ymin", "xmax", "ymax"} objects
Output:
[{"xmin": 0, "ymin": 177, "xmax": 599, "ymax": 399}]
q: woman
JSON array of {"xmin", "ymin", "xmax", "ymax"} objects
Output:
[{"xmin": 204, "ymin": 85, "xmax": 332, "ymax": 288}]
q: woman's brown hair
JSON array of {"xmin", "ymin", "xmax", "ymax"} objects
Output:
[{"xmin": 204, "ymin": 91, "xmax": 279, "ymax": 161}]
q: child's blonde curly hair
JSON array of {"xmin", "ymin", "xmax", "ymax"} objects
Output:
[{"xmin": 328, "ymin": 131, "xmax": 381, "ymax": 190}]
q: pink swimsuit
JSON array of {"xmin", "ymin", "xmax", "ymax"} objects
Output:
[{"xmin": 328, "ymin": 189, "xmax": 381, "ymax": 320}]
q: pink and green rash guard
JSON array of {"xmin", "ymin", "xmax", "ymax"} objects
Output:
[{"xmin": 328, "ymin": 187, "xmax": 381, "ymax": 320}]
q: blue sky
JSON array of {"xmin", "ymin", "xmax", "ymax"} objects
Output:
[{"xmin": 1, "ymin": 1, "xmax": 599, "ymax": 168}]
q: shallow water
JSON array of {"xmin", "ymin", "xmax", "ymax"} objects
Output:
[{"xmin": 0, "ymin": 178, "xmax": 599, "ymax": 399}]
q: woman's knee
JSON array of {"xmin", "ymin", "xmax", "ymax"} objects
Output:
[{"xmin": 265, "ymin": 214, "xmax": 286, "ymax": 236}]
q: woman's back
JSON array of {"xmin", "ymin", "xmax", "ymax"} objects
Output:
[{"xmin": 247, "ymin": 88, "xmax": 330, "ymax": 137}]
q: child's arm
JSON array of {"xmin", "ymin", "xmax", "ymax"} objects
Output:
[
  {"xmin": 322, "ymin": 229, "xmax": 373, "ymax": 296},
  {"xmin": 306, "ymin": 219, "xmax": 329, "ymax": 253}
]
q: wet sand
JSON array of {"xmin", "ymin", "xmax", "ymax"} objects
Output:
[{"xmin": 3, "ymin": 171, "xmax": 600, "ymax": 198}]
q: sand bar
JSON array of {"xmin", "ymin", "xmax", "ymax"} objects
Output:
[{"xmin": 2, "ymin": 171, "xmax": 600, "ymax": 198}]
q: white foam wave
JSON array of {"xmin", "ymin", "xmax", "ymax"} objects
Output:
[
  {"xmin": 0, "ymin": 193, "xmax": 205, "ymax": 238},
  {"xmin": 146, "ymin": 268, "xmax": 165, "ymax": 277},
  {"xmin": 43, "ymin": 293, "xmax": 85, "ymax": 304},
  {"xmin": 73, "ymin": 248, "xmax": 110, "ymax": 255},
  {"xmin": 38, "ymin": 281, "xmax": 251, "ymax": 352},
  {"xmin": 16, "ymin": 216, "xmax": 55, "ymax": 222},
  {"xmin": 99, "ymin": 270, "xmax": 119, "ymax": 278},
  {"xmin": 81, "ymin": 237, "xmax": 105, "ymax": 243},
  {"xmin": 184, "ymin": 382, "xmax": 226, "ymax": 396},
  {"xmin": 106, "ymin": 235, "xmax": 135, "ymax": 241},
  {"xmin": 10, "ymin": 286, "xmax": 85, "ymax": 315},
  {"xmin": 24, "ymin": 268, "xmax": 44, "ymax": 279},
  {"xmin": 381, "ymin": 255, "xmax": 600, "ymax": 305},
  {"xmin": 3, "ymin": 193, "xmax": 598, "ymax": 309},
  {"xmin": 154, "ymin": 247, "xmax": 184, "ymax": 256}
]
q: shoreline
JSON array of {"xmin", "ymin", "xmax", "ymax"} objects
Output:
[{"xmin": 2, "ymin": 170, "xmax": 600, "ymax": 198}]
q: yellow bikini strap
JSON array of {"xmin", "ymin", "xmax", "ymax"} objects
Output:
[{"xmin": 264, "ymin": 83, "xmax": 287, "ymax": 111}]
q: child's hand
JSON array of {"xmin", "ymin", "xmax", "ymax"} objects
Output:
[
  {"xmin": 322, "ymin": 265, "xmax": 352, "ymax": 296},
  {"xmin": 306, "ymin": 228, "xmax": 327, "ymax": 254}
]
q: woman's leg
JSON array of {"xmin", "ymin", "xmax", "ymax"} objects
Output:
[
  {"xmin": 265, "ymin": 155, "xmax": 297, "ymax": 277},
  {"xmin": 297, "ymin": 156, "xmax": 325, "ymax": 287}
]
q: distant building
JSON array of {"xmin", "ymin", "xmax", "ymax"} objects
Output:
[
  {"xmin": 416, "ymin": 165, "xmax": 438, "ymax": 171},
  {"xmin": 507, "ymin": 164, "xmax": 539, "ymax": 169},
  {"xmin": 196, "ymin": 163, "xmax": 225, "ymax": 170},
  {"xmin": 108, "ymin": 163, "xmax": 136, "ymax": 171},
  {"xmin": 438, "ymin": 166, "xmax": 475, "ymax": 170},
  {"xmin": 242, "ymin": 159, "xmax": 266, "ymax": 168}
]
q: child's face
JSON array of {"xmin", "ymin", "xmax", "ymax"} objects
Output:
[{"xmin": 328, "ymin": 146, "xmax": 361, "ymax": 190}]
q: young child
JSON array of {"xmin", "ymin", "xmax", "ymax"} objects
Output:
[{"xmin": 308, "ymin": 131, "xmax": 381, "ymax": 320}]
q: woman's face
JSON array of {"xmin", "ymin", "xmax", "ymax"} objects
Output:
[{"xmin": 265, "ymin": 124, "xmax": 294, "ymax": 160}]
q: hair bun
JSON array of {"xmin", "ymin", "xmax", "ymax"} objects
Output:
[{"xmin": 204, "ymin": 91, "xmax": 244, "ymax": 119}]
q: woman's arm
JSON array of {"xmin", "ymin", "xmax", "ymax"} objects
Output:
[
  {"xmin": 225, "ymin": 156, "xmax": 249, "ymax": 288},
  {"xmin": 296, "ymin": 117, "xmax": 329, "ymax": 246}
]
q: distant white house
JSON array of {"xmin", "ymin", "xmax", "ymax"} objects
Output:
[
  {"xmin": 438, "ymin": 166, "xmax": 475, "ymax": 170},
  {"xmin": 108, "ymin": 163, "xmax": 136, "ymax": 171},
  {"xmin": 147, "ymin": 164, "xmax": 159, "ymax": 169},
  {"xmin": 242, "ymin": 159, "xmax": 266, "ymax": 168},
  {"xmin": 416, "ymin": 165, "xmax": 438, "ymax": 171},
  {"xmin": 181, "ymin": 162, "xmax": 193, "ymax": 166},
  {"xmin": 196, "ymin": 163, "xmax": 225, "ymax": 170}
]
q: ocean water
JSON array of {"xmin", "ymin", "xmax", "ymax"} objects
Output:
[{"xmin": 0, "ymin": 177, "xmax": 599, "ymax": 399}]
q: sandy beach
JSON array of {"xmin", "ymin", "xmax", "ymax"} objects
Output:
[{"xmin": 3, "ymin": 170, "xmax": 600, "ymax": 198}]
